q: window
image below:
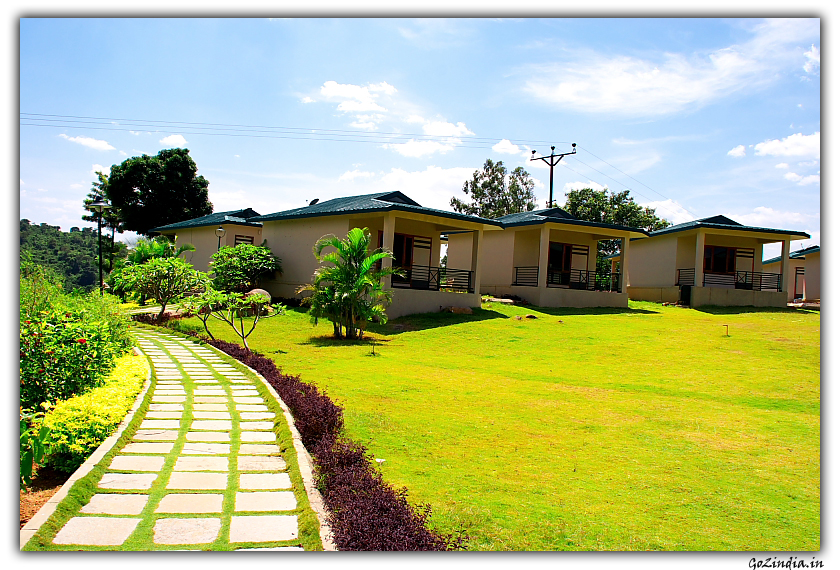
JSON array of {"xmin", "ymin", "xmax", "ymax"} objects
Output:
[
  {"xmin": 703, "ymin": 246, "xmax": 753, "ymax": 274},
  {"xmin": 234, "ymin": 235, "xmax": 254, "ymax": 245}
]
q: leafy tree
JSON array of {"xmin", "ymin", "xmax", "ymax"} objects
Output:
[
  {"xmin": 298, "ymin": 227, "xmax": 401, "ymax": 340},
  {"xmin": 210, "ymin": 244, "xmax": 282, "ymax": 292},
  {"xmin": 563, "ymin": 187, "xmax": 671, "ymax": 271},
  {"xmin": 109, "ymin": 236, "xmax": 196, "ymax": 303},
  {"xmin": 82, "ymin": 171, "xmax": 124, "ymax": 271},
  {"xmin": 181, "ymin": 289, "xmax": 285, "ymax": 351},
  {"xmin": 451, "ymin": 159, "xmax": 537, "ymax": 218},
  {"xmin": 105, "ymin": 148, "xmax": 213, "ymax": 235},
  {"xmin": 113, "ymin": 257, "xmax": 207, "ymax": 321}
]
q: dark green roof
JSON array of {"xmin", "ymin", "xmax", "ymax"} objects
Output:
[
  {"xmin": 494, "ymin": 207, "xmax": 649, "ymax": 236},
  {"xmin": 150, "ymin": 208, "xmax": 262, "ymax": 233},
  {"xmin": 763, "ymin": 244, "xmax": 820, "ymax": 265},
  {"xmin": 645, "ymin": 215, "xmax": 810, "ymax": 240},
  {"xmin": 253, "ymin": 191, "xmax": 502, "ymax": 227}
]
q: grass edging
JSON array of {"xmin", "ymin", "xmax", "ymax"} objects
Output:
[{"xmin": 20, "ymin": 348, "xmax": 152, "ymax": 549}]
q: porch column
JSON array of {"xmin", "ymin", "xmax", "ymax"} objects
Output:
[
  {"xmin": 693, "ymin": 231, "xmax": 705, "ymax": 287},
  {"xmin": 537, "ymin": 224, "xmax": 550, "ymax": 288},
  {"xmin": 470, "ymin": 229, "xmax": 483, "ymax": 294},
  {"xmin": 431, "ymin": 231, "xmax": 442, "ymax": 267},
  {"xmin": 619, "ymin": 235, "xmax": 630, "ymax": 291},
  {"xmin": 382, "ymin": 212, "xmax": 396, "ymax": 289},
  {"xmin": 780, "ymin": 239, "xmax": 791, "ymax": 294}
]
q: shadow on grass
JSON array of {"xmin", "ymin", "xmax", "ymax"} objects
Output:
[
  {"xmin": 693, "ymin": 305, "xmax": 819, "ymax": 315},
  {"xmin": 373, "ymin": 306, "xmax": 509, "ymax": 336},
  {"xmin": 522, "ymin": 305, "xmax": 661, "ymax": 317}
]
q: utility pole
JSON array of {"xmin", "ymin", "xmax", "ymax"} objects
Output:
[{"xmin": 531, "ymin": 143, "xmax": 576, "ymax": 208}]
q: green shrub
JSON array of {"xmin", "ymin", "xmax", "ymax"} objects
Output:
[
  {"xmin": 210, "ymin": 243, "xmax": 281, "ymax": 292},
  {"xmin": 43, "ymin": 352, "xmax": 148, "ymax": 473}
]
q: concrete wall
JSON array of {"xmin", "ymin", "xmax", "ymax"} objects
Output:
[
  {"xmin": 259, "ymin": 217, "xmax": 351, "ymax": 299},
  {"xmin": 173, "ymin": 224, "xmax": 264, "ymax": 273},
  {"xmin": 626, "ymin": 237, "xmax": 678, "ymax": 287},
  {"xmin": 804, "ymin": 251, "xmax": 821, "ymax": 300},
  {"xmin": 627, "ymin": 286, "xmax": 680, "ymax": 303},
  {"xmin": 690, "ymin": 287, "xmax": 787, "ymax": 308},
  {"xmin": 763, "ymin": 258, "xmax": 804, "ymax": 301},
  {"xmin": 446, "ymin": 232, "xmax": 479, "ymax": 272},
  {"xmin": 388, "ymin": 289, "xmax": 480, "ymax": 318}
]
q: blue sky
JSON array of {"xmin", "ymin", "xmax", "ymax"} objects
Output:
[{"xmin": 19, "ymin": 17, "xmax": 821, "ymax": 259}]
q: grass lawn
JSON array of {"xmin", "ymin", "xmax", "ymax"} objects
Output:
[{"xmin": 177, "ymin": 300, "xmax": 820, "ymax": 551}]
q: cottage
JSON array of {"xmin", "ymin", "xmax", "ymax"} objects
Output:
[
  {"xmin": 625, "ymin": 215, "xmax": 810, "ymax": 307},
  {"xmin": 447, "ymin": 208, "xmax": 648, "ymax": 308},
  {"xmin": 763, "ymin": 244, "xmax": 820, "ymax": 302}
]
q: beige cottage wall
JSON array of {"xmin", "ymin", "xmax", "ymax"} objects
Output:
[
  {"xmin": 260, "ymin": 217, "xmax": 351, "ymax": 299},
  {"xmin": 546, "ymin": 228, "xmax": 599, "ymax": 271},
  {"xmin": 446, "ymin": 232, "xmax": 478, "ymax": 272},
  {"xmin": 804, "ymin": 251, "xmax": 821, "ymax": 300},
  {"xmin": 171, "ymin": 224, "xmax": 264, "ymax": 273},
  {"xmin": 625, "ymin": 236, "xmax": 677, "ymax": 288},
  {"xmin": 762, "ymin": 259, "xmax": 804, "ymax": 301},
  {"xmin": 388, "ymin": 289, "xmax": 480, "ymax": 318},
  {"xmin": 511, "ymin": 229, "xmax": 540, "ymax": 268},
  {"xmin": 690, "ymin": 287, "xmax": 787, "ymax": 308},
  {"xmin": 703, "ymin": 233, "xmax": 765, "ymax": 272}
]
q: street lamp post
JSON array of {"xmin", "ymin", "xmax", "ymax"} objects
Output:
[
  {"xmin": 87, "ymin": 200, "xmax": 112, "ymax": 295},
  {"xmin": 215, "ymin": 226, "xmax": 227, "ymax": 251}
]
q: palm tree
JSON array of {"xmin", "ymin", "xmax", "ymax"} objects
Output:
[{"xmin": 298, "ymin": 227, "xmax": 402, "ymax": 340}]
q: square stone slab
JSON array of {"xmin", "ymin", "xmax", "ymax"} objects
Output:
[
  {"xmin": 239, "ymin": 444, "xmax": 281, "ymax": 455},
  {"xmin": 99, "ymin": 473, "xmax": 158, "ymax": 490},
  {"xmin": 153, "ymin": 396, "xmax": 186, "ymax": 403},
  {"xmin": 235, "ymin": 491, "xmax": 296, "ymax": 512},
  {"xmin": 167, "ymin": 472, "xmax": 228, "ymax": 490},
  {"xmin": 195, "ymin": 397, "xmax": 228, "ymax": 403},
  {"xmin": 194, "ymin": 403, "xmax": 228, "ymax": 411},
  {"xmin": 239, "ymin": 473, "xmax": 291, "ymax": 490},
  {"xmin": 191, "ymin": 420, "xmax": 233, "ymax": 431},
  {"xmin": 81, "ymin": 494, "xmax": 149, "ymax": 515},
  {"xmin": 237, "ymin": 404, "xmax": 269, "ymax": 412},
  {"xmin": 150, "ymin": 404, "xmax": 184, "ymax": 412},
  {"xmin": 240, "ymin": 412, "xmax": 274, "ymax": 420},
  {"xmin": 156, "ymin": 494, "xmax": 224, "ymax": 514},
  {"xmin": 182, "ymin": 443, "xmax": 230, "ymax": 455},
  {"xmin": 174, "ymin": 456, "xmax": 230, "ymax": 471},
  {"xmin": 140, "ymin": 419, "xmax": 181, "ymax": 430},
  {"xmin": 53, "ymin": 516, "xmax": 141, "ymax": 546},
  {"xmin": 154, "ymin": 389, "xmax": 186, "ymax": 395},
  {"xmin": 240, "ymin": 421, "xmax": 274, "ymax": 431},
  {"xmin": 146, "ymin": 411, "xmax": 183, "ymax": 419},
  {"xmin": 229, "ymin": 515, "xmax": 298, "ymax": 543},
  {"xmin": 194, "ymin": 390, "xmax": 227, "ymax": 396},
  {"xmin": 153, "ymin": 518, "xmax": 221, "ymax": 545},
  {"xmin": 186, "ymin": 431, "xmax": 230, "ymax": 443},
  {"xmin": 193, "ymin": 411, "xmax": 231, "ymax": 419},
  {"xmin": 134, "ymin": 430, "xmax": 179, "ymax": 441},
  {"xmin": 109, "ymin": 455, "xmax": 166, "ymax": 472},
  {"xmin": 121, "ymin": 442, "xmax": 174, "ymax": 454},
  {"xmin": 237, "ymin": 456, "xmax": 287, "ymax": 471},
  {"xmin": 233, "ymin": 397, "xmax": 263, "ymax": 404},
  {"xmin": 240, "ymin": 432, "xmax": 276, "ymax": 443},
  {"xmin": 156, "ymin": 380, "xmax": 184, "ymax": 385},
  {"xmin": 194, "ymin": 379, "xmax": 221, "ymax": 384}
]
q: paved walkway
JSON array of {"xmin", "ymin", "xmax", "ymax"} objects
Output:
[{"xmin": 31, "ymin": 329, "xmax": 318, "ymax": 550}]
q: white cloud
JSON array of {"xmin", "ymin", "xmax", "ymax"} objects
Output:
[
  {"xmin": 754, "ymin": 132, "xmax": 819, "ymax": 159},
  {"xmin": 160, "ymin": 134, "xmax": 187, "ymax": 147},
  {"xmin": 384, "ymin": 139, "xmax": 458, "ymax": 157},
  {"xmin": 520, "ymin": 18, "xmax": 818, "ymax": 117},
  {"xmin": 727, "ymin": 206, "xmax": 818, "ymax": 230},
  {"xmin": 562, "ymin": 180, "xmax": 607, "ymax": 194},
  {"xmin": 59, "ymin": 134, "xmax": 115, "ymax": 151},
  {"xmin": 380, "ymin": 165, "xmax": 476, "ymax": 211},
  {"xmin": 301, "ymin": 96, "xmax": 315, "ymax": 104},
  {"xmin": 338, "ymin": 169, "xmax": 376, "ymax": 182},
  {"xmin": 640, "ymin": 199, "xmax": 696, "ymax": 225},
  {"xmin": 91, "ymin": 164, "xmax": 111, "ymax": 176},
  {"xmin": 422, "ymin": 120, "xmax": 473, "ymax": 137},
  {"xmin": 727, "ymin": 145, "xmax": 746, "ymax": 158},
  {"xmin": 782, "ymin": 171, "xmax": 820, "ymax": 186},
  {"xmin": 775, "ymin": 163, "xmax": 789, "ymax": 169},
  {"xmin": 70, "ymin": 183, "xmax": 83, "ymax": 189},
  {"xmin": 319, "ymin": 80, "xmax": 395, "ymax": 113},
  {"xmin": 803, "ymin": 44, "xmax": 820, "ymax": 74},
  {"xmin": 493, "ymin": 139, "xmax": 525, "ymax": 155}
]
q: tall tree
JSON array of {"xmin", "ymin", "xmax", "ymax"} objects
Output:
[
  {"xmin": 451, "ymin": 159, "xmax": 537, "ymax": 218},
  {"xmin": 105, "ymin": 148, "xmax": 213, "ymax": 235},
  {"xmin": 563, "ymin": 187, "xmax": 671, "ymax": 269}
]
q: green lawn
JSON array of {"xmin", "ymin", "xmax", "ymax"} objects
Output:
[{"xmin": 178, "ymin": 300, "xmax": 820, "ymax": 551}]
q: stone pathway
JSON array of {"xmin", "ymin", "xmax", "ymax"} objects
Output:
[{"xmin": 35, "ymin": 330, "xmax": 316, "ymax": 550}]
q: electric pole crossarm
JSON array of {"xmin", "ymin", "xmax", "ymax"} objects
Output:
[{"xmin": 530, "ymin": 143, "xmax": 576, "ymax": 208}]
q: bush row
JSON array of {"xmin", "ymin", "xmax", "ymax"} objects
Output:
[
  {"xmin": 203, "ymin": 337, "xmax": 463, "ymax": 551},
  {"xmin": 42, "ymin": 352, "xmax": 148, "ymax": 473}
]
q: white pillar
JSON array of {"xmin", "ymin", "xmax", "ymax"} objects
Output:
[
  {"xmin": 780, "ymin": 239, "xmax": 791, "ymax": 294},
  {"xmin": 471, "ymin": 229, "xmax": 483, "ymax": 294},
  {"xmin": 693, "ymin": 231, "xmax": 705, "ymax": 287},
  {"xmin": 619, "ymin": 235, "xmax": 629, "ymax": 292},
  {"xmin": 537, "ymin": 224, "xmax": 550, "ymax": 289},
  {"xmin": 382, "ymin": 212, "xmax": 396, "ymax": 289}
]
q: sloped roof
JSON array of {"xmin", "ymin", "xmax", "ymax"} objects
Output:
[
  {"xmin": 495, "ymin": 207, "xmax": 649, "ymax": 236},
  {"xmin": 253, "ymin": 191, "xmax": 502, "ymax": 227},
  {"xmin": 763, "ymin": 244, "xmax": 821, "ymax": 265},
  {"xmin": 150, "ymin": 208, "xmax": 262, "ymax": 233},
  {"xmin": 646, "ymin": 215, "xmax": 810, "ymax": 239}
]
